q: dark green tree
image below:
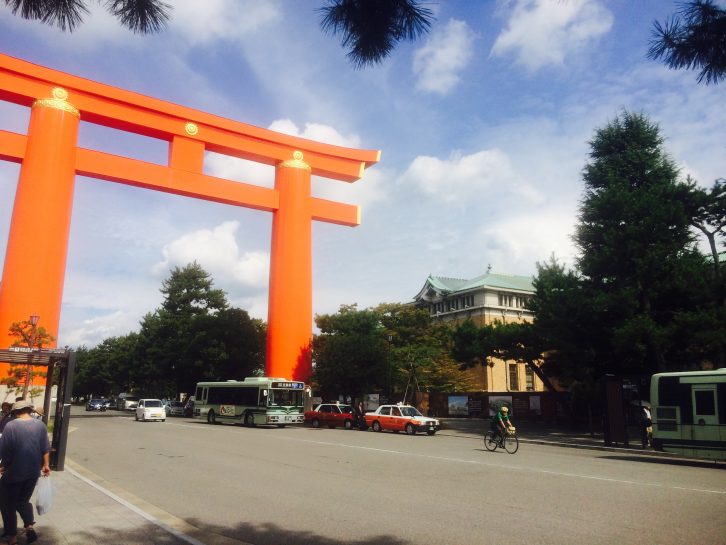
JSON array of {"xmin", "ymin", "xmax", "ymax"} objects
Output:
[
  {"xmin": 133, "ymin": 262, "xmax": 262, "ymax": 396},
  {"xmin": 319, "ymin": 0, "xmax": 434, "ymax": 68},
  {"xmin": 575, "ymin": 111, "xmax": 700, "ymax": 375},
  {"xmin": 72, "ymin": 333, "xmax": 139, "ymax": 398},
  {"xmin": 685, "ymin": 177, "xmax": 726, "ymax": 281},
  {"xmin": 4, "ymin": 0, "xmax": 171, "ymax": 33},
  {"xmin": 8, "ymin": 0, "xmax": 434, "ymax": 68},
  {"xmin": 648, "ymin": 0, "xmax": 726, "ymax": 84},
  {"xmin": 312, "ymin": 304, "xmax": 388, "ymax": 401}
]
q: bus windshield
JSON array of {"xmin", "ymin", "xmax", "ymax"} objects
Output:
[{"xmin": 269, "ymin": 389, "xmax": 303, "ymax": 407}]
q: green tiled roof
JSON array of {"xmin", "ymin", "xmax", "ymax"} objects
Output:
[{"xmin": 422, "ymin": 272, "xmax": 534, "ymax": 296}]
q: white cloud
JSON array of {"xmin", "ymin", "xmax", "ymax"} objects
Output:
[
  {"xmin": 152, "ymin": 221, "xmax": 269, "ymax": 288},
  {"xmin": 475, "ymin": 206, "xmax": 578, "ymax": 273},
  {"xmin": 60, "ymin": 310, "xmax": 141, "ymax": 348},
  {"xmin": 267, "ymin": 119, "xmax": 361, "ymax": 148},
  {"xmin": 491, "ymin": 0, "xmax": 613, "ymax": 72},
  {"xmin": 413, "ymin": 19, "xmax": 476, "ymax": 95},
  {"xmin": 169, "ymin": 0, "xmax": 281, "ymax": 46},
  {"xmin": 398, "ymin": 149, "xmax": 543, "ymax": 205}
]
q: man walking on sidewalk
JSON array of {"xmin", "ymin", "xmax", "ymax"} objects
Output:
[{"xmin": 0, "ymin": 400, "xmax": 51, "ymax": 544}]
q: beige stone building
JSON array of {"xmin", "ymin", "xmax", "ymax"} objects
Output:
[{"xmin": 413, "ymin": 272, "xmax": 547, "ymax": 393}]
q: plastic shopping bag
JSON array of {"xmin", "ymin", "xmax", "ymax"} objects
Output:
[{"xmin": 35, "ymin": 475, "xmax": 53, "ymax": 516}]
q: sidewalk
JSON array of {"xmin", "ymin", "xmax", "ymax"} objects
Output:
[
  {"xmin": 27, "ymin": 422, "xmax": 692, "ymax": 545},
  {"xmin": 438, "ymin": 418, "xmax": 665, "ymax": 454}
]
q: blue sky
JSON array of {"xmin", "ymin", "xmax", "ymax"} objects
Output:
[{"xmin": 1, "ymin": 0, "xmax": 724, "ymax": 348}]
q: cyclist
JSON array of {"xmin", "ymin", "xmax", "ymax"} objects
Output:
[{"xmin": 491, "ymin": 405, "xmax": 514, "ymax": 446}]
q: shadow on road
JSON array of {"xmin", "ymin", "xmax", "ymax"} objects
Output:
[
  {"xmin": 187, "ymin": 518, "xmax": 412, "ymax": 545},
  {"xmin": 597, "ymin": 455, "xmax": 725, "ymax": 469}
]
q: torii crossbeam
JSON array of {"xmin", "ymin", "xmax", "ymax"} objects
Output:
[{"xmin": 0, "ymin": 53, "xmax": 380, "ymax": 383}]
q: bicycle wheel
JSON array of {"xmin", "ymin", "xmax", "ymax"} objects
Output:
[
  {"xmin": 484, "ymin": 431, "xmax": 498, "ymax": 451},
  {"xmin": 504, "ymin": 434, "xmax": 519, "ymax": 454}
]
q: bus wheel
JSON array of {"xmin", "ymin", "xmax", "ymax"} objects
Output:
[
  {"xmin": 245, "ymin": 412, "xmax": 256, "ymax": 427},
  {"xmin": 207, "ymin": 410, "xmax": 216, "ymax": 425}
]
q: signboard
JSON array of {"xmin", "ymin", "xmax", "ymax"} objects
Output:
[
  {"xmin": 5, "ymin": 347, "xmax": 67, "ymax": 354},
  {"xmin": 448, "ymin": 395, "xmax": 468, "ymax": 416},
  {"xmin": 468, "ymin": 398, "xmax": 483, "ymax": 416},
  {"xmin": 271, "ymin": 381, "xmax": 304, "ymax": 389},
  {"xmin": 529, "ymin": 396, "xmax": 541, "ymax": 415}
]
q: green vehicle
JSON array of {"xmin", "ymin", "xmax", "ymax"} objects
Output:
[
  {"xmin": 193, "ymin": 377, "xmax": 306, "ymax": 427},
  {"xmin": 650, "ymin": 369, "xmax": 725, "ymax": 461}
]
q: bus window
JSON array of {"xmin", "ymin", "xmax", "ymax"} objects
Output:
[
  {"xmin": 694, "ymin": 390, "xmax": 716, "ymax": 416},
  {"xmin": 270, "ymin": 389, "xmax": 303, "ymax": 406}
]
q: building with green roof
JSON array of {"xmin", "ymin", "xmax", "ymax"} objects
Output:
[{"xmin": 413, "ymin": 271, "xmax": 535, "ymax": 326}]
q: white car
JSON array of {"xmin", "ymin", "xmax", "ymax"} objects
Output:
[
  {"xmin": 365, "ymin": 404, "xmax": 440, "ymax": 435},
  {"xmin": 135, "ymin": 399, "xmax": 166, "ymax": 422}
]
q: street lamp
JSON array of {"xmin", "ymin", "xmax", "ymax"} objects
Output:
[{"xmin": 22, "ymin": 313, "xmax": 40, "ymax": 399}]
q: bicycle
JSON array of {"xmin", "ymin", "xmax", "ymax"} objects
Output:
[{"xmin": 484, "ymin": 427, "xmax": 519, "ymax": 454}]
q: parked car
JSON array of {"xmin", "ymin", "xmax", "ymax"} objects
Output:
[
  {"xmin": 166, "ymin": 401, "xmax": 184, "ymax": 417},
  {"xmin": 85, "ymin": 399, "xmax": 107, "ymax": 412},
  {"xmin": 364, "ymin": 404, "xmax": 440, "ymax": 435},
  {"xmin": 117, "ymin": 395, "xmax": 139, "ymax": 411},
  {"xmin": 135, "ymin": 399, "xmax": 166, "ymax": 422},
  {"xmin": 305, "ymin": 403, "xmax": 355, "ymax": 429},
  {"xmin": 104, "ymin": 399, "xmax": 117, "ymax": 410}
]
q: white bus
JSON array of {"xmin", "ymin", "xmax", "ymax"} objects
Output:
[
  {"xmin": 193, "ymin": 377, "xmax": 306, "ymax": 427},
  {"xmin": 651, "ymin": 368, "xmax": 725, "ymax": 461}
]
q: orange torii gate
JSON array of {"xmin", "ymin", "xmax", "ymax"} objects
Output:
[{"xmin": 0, "ymin": 53, "xmax": 380, "ymax": 383}]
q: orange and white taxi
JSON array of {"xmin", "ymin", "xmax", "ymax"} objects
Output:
[{"xmin": 365, "ymin": 404, "xmax": 439, "ymax": 435}]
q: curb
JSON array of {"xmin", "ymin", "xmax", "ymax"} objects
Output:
[{"xmin": 437, "ymin": 429, "xmax": 687, "ymax": 459}]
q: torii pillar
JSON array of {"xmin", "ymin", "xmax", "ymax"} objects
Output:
[{"xmin": 0, "ymin": 53, "xmax": 380, "ymax": 385}]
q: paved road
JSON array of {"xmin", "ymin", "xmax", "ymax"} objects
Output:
[{"xmin": 67, "ymin": 412, "xmax": 726, "ymax": 545}]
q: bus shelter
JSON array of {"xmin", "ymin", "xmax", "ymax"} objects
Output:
[{"xmin": 0, "ymin": 347, "xmax": 75, "ymax": 470}]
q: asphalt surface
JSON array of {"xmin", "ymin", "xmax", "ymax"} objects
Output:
[{"xmin": 65, "ymin": 411, "xmax": 726, "ymax": 545}]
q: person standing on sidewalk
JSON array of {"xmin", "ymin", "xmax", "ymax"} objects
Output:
[{"xmin": 0, "ymin": 400, "xmax": 50, "ymax": 544}]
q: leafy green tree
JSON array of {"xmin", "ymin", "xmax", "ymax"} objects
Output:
[
  {"xmin": 376, "ymin": 303, "xmax": 472, "ymax": 398},
  {"xmin": 575, "ymin": 111, "xmax": 697, "ymax": 374},
  {"xmin": 133, "ymin": 262, "xmax": 263, "ymax": 396},
  {"xmin": 685, "ymin": 177, "xmax": 726, "ymax": 281},
  {"xmin": 72, "ymin": 333, "xmax": 139, "ymax": 398},
  {"xmin": 528, "ymin": 256, "xmax": 601, "ymax": 387},
  {"xmin": 312, "ymin": 304, "xmax": 388, "ymax": 401},
  {"xmin": 648, "ymin": 0, "xmax": 726, "ymax": 84}
]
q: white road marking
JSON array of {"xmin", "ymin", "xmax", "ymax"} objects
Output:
[{"xmin": 152, "ymin": 419, "xmax": 726, "ymax": 496}]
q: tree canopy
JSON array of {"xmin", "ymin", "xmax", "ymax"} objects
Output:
[
  {"xmin": 648, "ymin": 0, "xmax": 726, "ymax": 84},
  {"xmin": 8, "ymin": 0, "xmax": 434, "ymax": 68},
  {"xmin": 72, "ymin": 262, "xmax": 265, "ymax": 398}
]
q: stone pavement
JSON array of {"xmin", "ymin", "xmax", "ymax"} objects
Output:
[{"xmin": 25, "ymin": 421, "xmax": 690, "ymax": 545}]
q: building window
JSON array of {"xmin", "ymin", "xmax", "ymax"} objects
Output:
[
  {"xmin": 498, "ymin": 293, "xmax": 513, "ymax": 307},
  {"xmin": 508, "ymin": 363, "xmax": 519, "ymax": 391},
  {"xmin": 525, "ymin": 367, "xmax": 534, "ymax": 391}
]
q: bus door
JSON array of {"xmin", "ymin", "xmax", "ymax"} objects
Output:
[{"xmin": 691, "ymin": 386, "xmax": 718, "ymax": 442}]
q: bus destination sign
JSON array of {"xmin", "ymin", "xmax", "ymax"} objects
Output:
[{"xmin": 271, "ymin": 381, "xmax": 304, "ymax": 389}]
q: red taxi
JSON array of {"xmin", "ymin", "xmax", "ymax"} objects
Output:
[
  {"xmin": 305, "ymin": 403, "xmax": 355, "ymax": 430},
  {"xmin": 365, "ymin": 404, "xmax": 439, "ymax": 435}
]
